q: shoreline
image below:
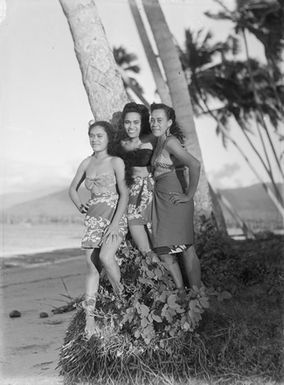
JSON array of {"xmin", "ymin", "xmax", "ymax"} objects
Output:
[
  {"xmin": 2, "ymin": 227, "xmax": 283, "ymax": 261},
  {"xmin": 0, "ymin": 244, "xmax": 82, "ymax": 259},
  {"xmin": 1, "ymin": 250, "xmax": 85, "ymax": 383},
  {"xmin": 1, "ymin": 247, "xmax": 83, "ymax": 269}
]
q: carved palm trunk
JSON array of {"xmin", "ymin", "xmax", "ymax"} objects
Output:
[{"xmin": 58, "ymin": 0, "xmax": 128, "ymax": 121}]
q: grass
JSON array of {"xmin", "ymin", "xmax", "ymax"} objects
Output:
[{"xmin": 57, "ymin": 227, "xmax": 283, "ymax": 385}]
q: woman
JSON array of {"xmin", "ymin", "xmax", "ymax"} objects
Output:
[
  {"xmin": 150, "ymin": 103, "xmax": 201, "ymax": 289},
  {"xmin": 69, "ymin": 121, "xmax": 128, "ymax": 339},
  {"xmin": 117, "ymin": 102, "xmax": 158, "ymax": 262}
]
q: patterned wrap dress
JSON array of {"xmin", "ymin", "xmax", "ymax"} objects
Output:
[
  {"xmin": 151, "ymin": 137, "xmax": 194, "ymax": 255},
  {"xmin": 119, "ymin": 147, "xmax": 154, "ymax": 226},
  {"xmin": 81, "ymin": 173, "xmax": 128, "ymax": 249}
]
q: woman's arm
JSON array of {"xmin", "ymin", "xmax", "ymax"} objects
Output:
[
  {"xmin": 166, "ymin": 137, "xmax": 201, "ymax": 203},
  {"xmin": 68, "ymin": 157, "xmax": 90, "ymax": 213},
  {"xmin": 111, "ymin": 157, "xmax": 129, "ymax": 224},
  {"xmin": 103, "ymin": 157, "xmax": 129, "ymax": 242}
]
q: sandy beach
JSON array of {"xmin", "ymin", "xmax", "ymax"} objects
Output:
[{"xmin": 0, "ymin": 249, "xmax": 86, "ymax": 385}]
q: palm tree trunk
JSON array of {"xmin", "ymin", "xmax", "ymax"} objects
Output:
[
  {"xmin": 221, "ymin": 125, "xmax": 284, "ymax": 217},
  {"xmin": 208, "ymin": 183, "xmax": 228, "ymax": 234},
  {"xmin": 234, "ymin": 116, "xmax": 283, "ymax": 204},
  {"xmin": 142, "ymin": 0, "xmax": 213, "ymax": 223},
  {"xmin": 58, "ymin": 0, "xmax": 128, "ymax": 121},
  {"xmin": 215, "ymin": 189, "xmax": 255, "ymax": 240},
  {"xmin": 266, "ymin": 57, "xmax": 283, "ymax": 115},
  {"xmin": 218, "ymin": 123, "xmax": 284, "ymax": 218},
  {"xmin": 128, "ymin": 0, "xmax": 172, "ymax": 105}
]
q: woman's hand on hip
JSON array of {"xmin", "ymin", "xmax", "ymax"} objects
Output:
[
  {"xmin": 169, "ymin": 192, "xmax": 193, "ymax": 204},
  {"xmin": 79, "ymin": 202, "xmax": 90, "ymax": 214},
  {"xmin": 103, "ymin": 223, "xmax": 120, "ymax": 244}
]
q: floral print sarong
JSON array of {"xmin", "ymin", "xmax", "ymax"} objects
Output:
[
  {"xmin": 127, "ymin": 175, "xmax": 154, "ymax": 226},
  {"xmin": 81, "ymin": 193, "xmax": 128, "ymax": 249}
]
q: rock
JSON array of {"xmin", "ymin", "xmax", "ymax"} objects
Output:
[
  {"xmin": 39, "ymin": 312, "xmax": 49, "ymax": 318},
  {"xmin": 9, "ymin": 310, "xmax": 21, "ymax": 318}
]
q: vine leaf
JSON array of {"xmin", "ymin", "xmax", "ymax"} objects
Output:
[{"xmin": 140, "ymin": 304, "xmax": 150, "ymax": 317}]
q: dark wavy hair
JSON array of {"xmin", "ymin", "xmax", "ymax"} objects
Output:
[
  {"xmin": 120, "ymin": 102, "xmax": 151, "ymax": 138},
  {"xmin": 150, "ymin": 103, "xmax": 184, "ymax": 142},
  {"xmin": 88, "ymin": 120, "xmax": 116, "ymax": 155}
]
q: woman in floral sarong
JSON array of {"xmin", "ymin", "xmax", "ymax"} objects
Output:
[
  {"xmin": 69, "ymin": 121, "xmax": 128, "ymax": 339},
  {"xmin": 117, "ymin": 102, "xmax": 158, "ymax": 263},
  {"xmin": 150, "ymin": 103, "xmax": 201, "ymax": 289}
]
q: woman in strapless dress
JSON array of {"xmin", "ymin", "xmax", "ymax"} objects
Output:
[
  {"xmin": 69, "ymin": 121, "xmax": 128, "ymax": 339},
  {"xmin": 116, "ymin": 102, "xmax": 158, "ymax": 263}
]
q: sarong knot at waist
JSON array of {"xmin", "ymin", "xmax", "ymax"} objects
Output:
[{"xmin": 91, "ymin": 192, "xmax": 118, "ymax": 199}]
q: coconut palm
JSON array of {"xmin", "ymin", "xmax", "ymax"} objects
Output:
[
  {"xmin": 178, "ymin": 28, "xmax": 284, "ymax": 215},
  {"xmin": 205, "ymin": 0, "xmax": 284, "ymax": 179},
  {"xmin": 58, "ymin": 0, "xmax": 128, "ymax": 121},
  {"xmin": 128, "ymin": 0, "xmax": 172, "ymax": 105},
  {"xmin": 206, "ymin": 0, "xmax": 284, "ymax": 70}
]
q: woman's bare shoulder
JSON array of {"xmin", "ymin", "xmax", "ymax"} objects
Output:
[
  {"xmin": 79, "ymin": 155, "xmax": 92, "ymax": 170},
  {"xmin": 165, "ymin": 135, "xmax": 181, "ymax": 148},
  {"xmin": 110, "ymin": 156, "xmax": 124, "ymax": 167}
]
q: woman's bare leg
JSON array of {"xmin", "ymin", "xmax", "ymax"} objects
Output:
[
  {"xmin": 130, "ymin": 224, "xmax": 160, "ymax": 263},
  {"xmin": 84, "ymin": 248, "xmax": 100, "ymax": 339},
  {"xmin": 159, "ymin": 253, "xmax": 184, "ymax": 289},
  {"xmin": 99, "ymin": 237, "xmax": 123, "ymax": 295},
  {"xmin": 129, "ymin": 224, "xmax": 151, "ymax": 254},
  {"xmin": 181, "ymin": 245, "xmax": 201, "ymax": 288}
]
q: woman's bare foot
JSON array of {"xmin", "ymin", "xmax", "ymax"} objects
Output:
[
  {"xmin": 82, "ymin": 296, "xmax": 99, "ymax": 340},
  {"xmin": 84, "ymin": 315, "xmax": 100, "ymax": 340}
]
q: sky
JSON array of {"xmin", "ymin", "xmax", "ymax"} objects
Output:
[{"xmin": 0, "ymin": 0, "xmax": 281, "ymax": 195}]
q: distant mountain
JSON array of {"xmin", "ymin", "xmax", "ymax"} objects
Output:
[
  {"xmin": 0, "ymin": 185, "xmax": 69, "ymax": 209},
  {"xmin": 2, "ymin": 183, "xmax": 283, "ymax": 229},
  {"xmin": 2, "ymin": 188, "xmax": 88, "ymax": 222},
  {"xmin": 219, "ymin": 184, "xmax": 283, "ymax": 229}
]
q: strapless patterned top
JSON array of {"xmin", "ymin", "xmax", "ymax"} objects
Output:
[
  {"xmin": 85, "ymin": 172, "xmax": 116, "ymax": 195},
  {"xmin": 152, "ymin": 150, "xmax": 175, "ymax": 171},
  {"xmin": 151, "ymin": 140, "xmax": 185, "ymax": 177}
]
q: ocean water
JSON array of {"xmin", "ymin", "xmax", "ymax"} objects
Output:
[
  {"xmin": 1, "ymin": 223, "xmax": 282, "ymax": 258},
  {"xmin": 0, "ymin": 223, "xmax": 83, "ymax": 258}
]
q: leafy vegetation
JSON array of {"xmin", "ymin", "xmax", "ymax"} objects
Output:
[{"xmin": 58, "ymin": 220, "xmax": 282, "ymax": 385}]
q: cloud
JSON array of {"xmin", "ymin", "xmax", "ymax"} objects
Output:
[
  {"xmin": 208, "ymin": 163, "xmax": 242, "ymax": 189},
  {"xmin": 213, "ymin": 163, "xmax": 241, "ymax": 180},
  {"xmin": 0, "ymin": 0, "xmax": 6, "ymax": 24},
  {"xmin": 0, "ymin": 158, "xmax": 71, "ymax": 194}
]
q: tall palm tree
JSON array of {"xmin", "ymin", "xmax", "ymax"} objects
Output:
[
  {"xmin": 178, "ymin": 28, "xmax": 284, "ymax": 217},
  {"xmin": 206, "ymin": 0, "xmax": 284, "ymax": 70},
  {"xmin": 141, "ymin": 0, "xmax": 213, "ymax": 222},
  {"xmin": 128, "ymin": 0, "xmax": 172, "ymax": 105},
  {"xmin": 58, "ymin": 0, "xmax": 128, "ymax": 121},
  {"xmin": 205, "ymin": 0, "xmax": 284, "ymax": 179}
]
